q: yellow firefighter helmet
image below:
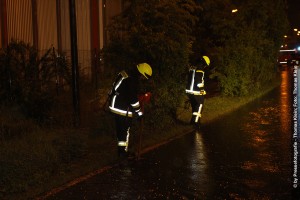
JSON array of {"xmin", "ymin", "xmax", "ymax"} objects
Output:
[
  {"xmin": 137, "ymin": 63, "xmax": 152, "ymax": 79},
  {"xmin": 202, "ymin": 56, "xmax": 210, "ymax": 66}
]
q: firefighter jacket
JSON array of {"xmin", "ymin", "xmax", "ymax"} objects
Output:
[
  {"xmin": 185, "ymin": 66, "xmax": 206, "ymax": 95},
  {"xmin": 109, "ymin": 70, "xmax": 143, "ymax": 117}
]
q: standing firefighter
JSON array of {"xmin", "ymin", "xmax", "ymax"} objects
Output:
[
  {"xmin": 108, "ymin": 63, "xmax": 152, "ymax": 158},
  {"xmin": 185, "ymin": 55, "xmax": 210, "ymax": 129}
]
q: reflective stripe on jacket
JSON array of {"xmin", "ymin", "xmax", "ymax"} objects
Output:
[
  {"xmin": 109, "ymin": 70, "xmax": 142, "ymax": 117},
  {"xmin": 185, "ymin": 67, "xmax": 205, "ymax": 95}
]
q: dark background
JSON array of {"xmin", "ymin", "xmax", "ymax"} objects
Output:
[{"xmin": 287, "ymin": 0, "xmax": 300, "ymax": 28}]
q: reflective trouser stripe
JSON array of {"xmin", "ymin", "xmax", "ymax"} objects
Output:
[
  {"xmin": 125, "ymin": 129, "xmax": 130, "ymax": 152},
  {"xmin": 118, "ymin": 127, "xmax": 130, "ymax": 152},
  {"xmin": 118, "ymin": 141, "xmax": 127, "ymax": 146},
  {"xmin": 193, "ymin": 104, "xmax": 203, "ymax": 123}
]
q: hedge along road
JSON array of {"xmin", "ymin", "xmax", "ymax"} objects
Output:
[{"xmin": 39, "ymin": 68, "xmax": 293, "ymax": 200}]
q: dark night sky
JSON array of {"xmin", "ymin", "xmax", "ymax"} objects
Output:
[{"xmin": 287, "ymin": 0, "xmax": 300, "ymax": 28}]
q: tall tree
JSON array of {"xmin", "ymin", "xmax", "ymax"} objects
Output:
[{"xmin": 197, "ymin": 0, "xmax": 289, "ymax": 96}]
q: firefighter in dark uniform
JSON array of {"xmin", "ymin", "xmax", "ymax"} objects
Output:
[
  {"xmin": 108, "ymin": 63, "xmax": 152, "ymax": 158},
  {"xmin": 185, "ymin": 56, "xmax": 210, "ymax": 129}
]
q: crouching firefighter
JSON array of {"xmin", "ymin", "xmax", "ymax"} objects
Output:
[
  {"xmin": 185, "ymin": 55, "xmax": 210, "ymax": 129},
  {"xmin": 108, "ymin": 63, "xmax": 152, "ymax": 158}
]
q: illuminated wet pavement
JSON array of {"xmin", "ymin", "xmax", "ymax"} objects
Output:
[{"xmin": 45, "ymin": 69, "xmax": 294, "ymax": 199}]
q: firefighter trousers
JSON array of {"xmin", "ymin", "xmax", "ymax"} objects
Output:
[
  {"xmin": 114, "ymin": 114, "xmax": 132, "ymax": 157},
  {"xmin": 187, "ymin": 94, "xmax": 205, "ymax": 124}
]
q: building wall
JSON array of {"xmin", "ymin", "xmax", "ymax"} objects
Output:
[
  {"xmin": 75, "ymin": 0, "xmax": 91, "ymax": 78},
  {"xmin": 0, "ymin": 0, "xmax": 123, "ymax": 80},
  {"xmin": 37, "ymin": 0, "xmax": 57, "ymax": 51},
  {"xmin": 6, "ymin": 0, "xmax": 33, "ymax": 44},
  {"xmin": 99, "ymin": 0, "xmax": 104, "ymax": 49},
  {"xmin": 59, "ymin": 0, "xmax": 70, "ymax": 52},
  {"xmin": 104, "ymin": 0, "xmax": 122, "ymax": 44}
]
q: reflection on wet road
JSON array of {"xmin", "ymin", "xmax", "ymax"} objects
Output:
[{"xmin": 46, "ymin": 70, "xmax": 293, "ymax": 199}]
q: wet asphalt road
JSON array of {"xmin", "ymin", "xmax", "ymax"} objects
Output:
[{"xmin": 44, "ymin": 68, "xmax": 294, "ymax": 200}]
